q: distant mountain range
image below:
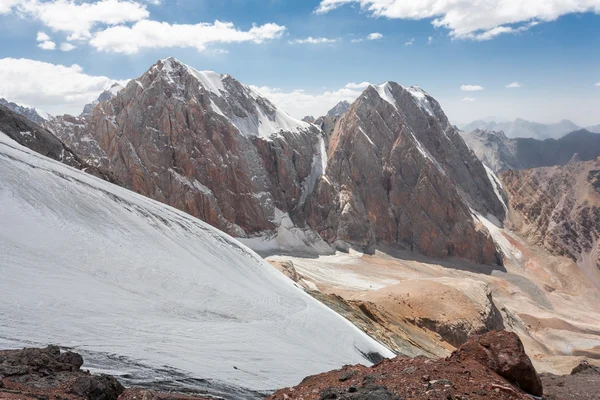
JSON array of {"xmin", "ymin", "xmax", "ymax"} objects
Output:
[
  {"xmin": 460, "ymin": 128, "xmax": 600, "ymax": 173},
  {"xmin": 461, "ymin": 118, "xmax": 600, "ymax": 140}
]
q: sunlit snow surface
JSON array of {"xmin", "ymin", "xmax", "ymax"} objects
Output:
[{"xmin": 0, "ymin": 134, "xmax": 392, "ymax": 397}]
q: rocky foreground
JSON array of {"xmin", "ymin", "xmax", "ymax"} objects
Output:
[{"xmin": 2, "ymin": 331, "xmax": 598, "ymax": 400}]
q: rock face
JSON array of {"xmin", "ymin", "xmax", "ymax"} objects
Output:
[
  {"xmin": 0, "ymin": 103, "xmax": 82, "ymax": 168},
  {"xmin": 304, "ymin": 83, "xmax": 505, "ymax": 264},
  {"xmin": 501, "ymin": 158, "xmax": 600, "ymax": 276},
  {"xmin": 462, "ymin": 118, "xmax": 580, "ymax": 140},
  {"xmin": 0, "ymin": 97, "xmax": 51, "ymax": 125},
  {"xmin": 268, "ymin": 330, "xmax": 540, "ymax": 400},
  {"xmin": 50, "ymin": 57, "xmax": 326, "ymax": 243},
  {"xmin": 451, "ymin": 330, "xmax": 543, "ymax": 396},
  {"xmin": 0, "ymin": 345, "xmax": 124, "ymax": 400},
  {"xmin": 461, "ymin": 128, "xmax": 600, "ymax": 173},
  {"xmin": 47, "ymin": 58, "xmax": 509, "ymax": 263}
]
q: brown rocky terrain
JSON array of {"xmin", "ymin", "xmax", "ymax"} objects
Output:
[
  {"xmin": 304, "ymin": 83, "xmax": 505, "ymax": 264},
  {"xmin": 268, "ymin": 331, "xmax": 541, "ymax": 400},
  {"xmin": 501, "ymin": 158, "xmax": 600, "ymax": 284},
  {"xmin": 12, "ymin": 333, "xmax": 600, "ymax": 400}
]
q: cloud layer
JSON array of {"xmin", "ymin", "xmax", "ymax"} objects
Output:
[
  {"xmin": 1, "ymin": 0, "xmax": 286, "ymax": 53},
  {"xmin": 0, "ymin": 58, "xmax": 123, "ymax": 115},
  {"xmin": 315, "ymin": 0, "xmax": 600, "ymax": 40},
  {"xmin": 250, "ymin": 83, "xmax": 371, "ymax": 119},
  {"xmin": 461, "ymin": 85, "xmax": 484, "ymax": 91}
]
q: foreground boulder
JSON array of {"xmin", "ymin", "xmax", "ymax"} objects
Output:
[
  {"xmin": 268, "ymin": 330, "xmax": 540, "ymax": 400},
  {"xmin": 0, "ymin": 345, "xmax": 124, "ymax": 400},
  {"xmin": 0, "ymin": 346, "xmax": 215, "ymax": 400},
  {"xmin": 450, "ymin": 330, "xmax": 543, "ymax": 396}
]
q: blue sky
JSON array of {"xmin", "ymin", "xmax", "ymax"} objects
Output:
[{"xmin": 0, "ymin": 0, "xmax": 599, "ymax": 126}]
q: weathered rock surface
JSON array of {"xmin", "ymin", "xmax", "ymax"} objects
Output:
[
  {"xmin": 501, "ymin": 158, "xmax": 600, "ymax": 275},
  {"xmin": 451, "ymin": 330, "xmax": 543, "ymax": 396},
  {"xmin": 304, "ymin": 83, "xmax": 505, "ymax": 264},
  {"xmin": 0, "ymin": 345, "xmax": 124, "ymax": 400},
  {"xmin": 461, "ymin": 128, "xmax": 600, "ymax": 173},
  {"xmin": 267, "ymin": 330, "xmax": 539, "ymax": 400},
  {"xmin": 367, "ymin": 278, "xmax": 505, "ymax": 348}
]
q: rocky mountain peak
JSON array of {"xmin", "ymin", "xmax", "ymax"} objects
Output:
[
  {"xmin": 304, "ymin": 80, "xmax": 507, "ymax": 264},
  {"xmin": 80, "ymin": 82, "xmax": 125, "ymax": 117},
  {"xmin": 145, "ymin": 57, "xmax": 312, "ymax": 140},
  {"xmin": 326, "ymin": 100, "xmax": 351, "ymax": 117}
]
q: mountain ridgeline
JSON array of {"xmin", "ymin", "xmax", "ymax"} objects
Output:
[{"xmin": 40, "ymin": 57, "xmax": 507, "ymax": 264}]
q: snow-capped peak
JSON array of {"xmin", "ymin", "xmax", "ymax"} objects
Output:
[
  {"xmin": 369, "ymin": 82, "xmax": 436, "ymax": 118},
  {"xmin": 155, "ymin": 57, "xmax": 313, "ymax": 140}
]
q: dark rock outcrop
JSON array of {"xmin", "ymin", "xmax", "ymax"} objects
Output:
[
  {"xmin": 0, "ymin": 103, "xmax": 82, "ymax": 168},
  {"xmin": 0, "ymin": 345, "xmax": 124, "ymax": 400}
]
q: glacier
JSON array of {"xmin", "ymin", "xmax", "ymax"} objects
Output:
[{"xmin": 0, "ymin": 133, "xmax": 393, "ymax": 396}]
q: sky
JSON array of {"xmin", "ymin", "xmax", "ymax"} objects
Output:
[{"xmin": 0, "ymin": 0, "xmax": 599, "ymax": 126}]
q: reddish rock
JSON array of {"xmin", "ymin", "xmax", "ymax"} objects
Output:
[
  {"xmin": 451, "ymin": 330, "xmax": 543, "ymax": 396},
  {"xmin": 501, "ymin": 159, "xmax": 600, "ymax": 272},
  {"xmin": 305, "ymin": 83, "xmax": 505, "ymax": 264}
]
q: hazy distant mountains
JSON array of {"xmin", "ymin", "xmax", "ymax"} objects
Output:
[
  {"xmin": 461, "ymin": 128, "xmax": 600, "ymax": 173},
  {"xmin": 461, "ymin": 118, "xmax": 582, "ymax": 140}
]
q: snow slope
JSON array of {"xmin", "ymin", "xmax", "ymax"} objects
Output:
[{"xmin": 0, "ymin": 133, "xmax": 393, "ymax": 394}]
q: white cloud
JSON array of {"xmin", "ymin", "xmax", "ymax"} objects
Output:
[
  {"xmin": 405, "ymin": 38, "xmax": 414, "ymax": 46},
  {"xmin": 36, "ymin": 31, "xmax": 51, "ymax": 42},
  {"xmin": 288, "ymin": 36, "xmax": 337, "ymax": 44},
  {"xmin": 60, "ymin": 42, "xmax": 76, "ymax": 51},
  {"xmin": 314, "ymin": 0, "xmax": 600, "ymax": 40},
  {"xmin": 506, "ymin": 82, "xmax": 522, "ymax": 88},
  {"xmin": 367, "ymin": 32, "xmax": 383, "ymax": 40},
  {"xmin": 345, "ymin": 82, "xmax": 371, "ymax": 89},
  {"xmin": 428, "ymin": 36, "xmax": 433, "ymax": 44},
  {"xmin": 6, "ymin": 0, "xmax": 150, "ymax": 41},
  {"xmin": 0, "ymin": 58, "xmax": 122, "ymax": 115},
  {"xmin": 38, "ymin": 41, "xmax": 56, "ymax": 50},
  {"xmin": 595, "ymin": 82, "xmax": 600, "ymax": 87},
  {"xmin": 250, "ymin": 84, "xmax": 365, "ymax": 119},
  {"xmin": 90, "ymin": 20, "xmax": 286, "ymax": 53},
  {"xmin": 461, "ymin": 85, "xmax": 484, "ymax": 91},
  {"xmin": 462, "ymin": 97, "xmax": 476, "ymax": 102}
]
